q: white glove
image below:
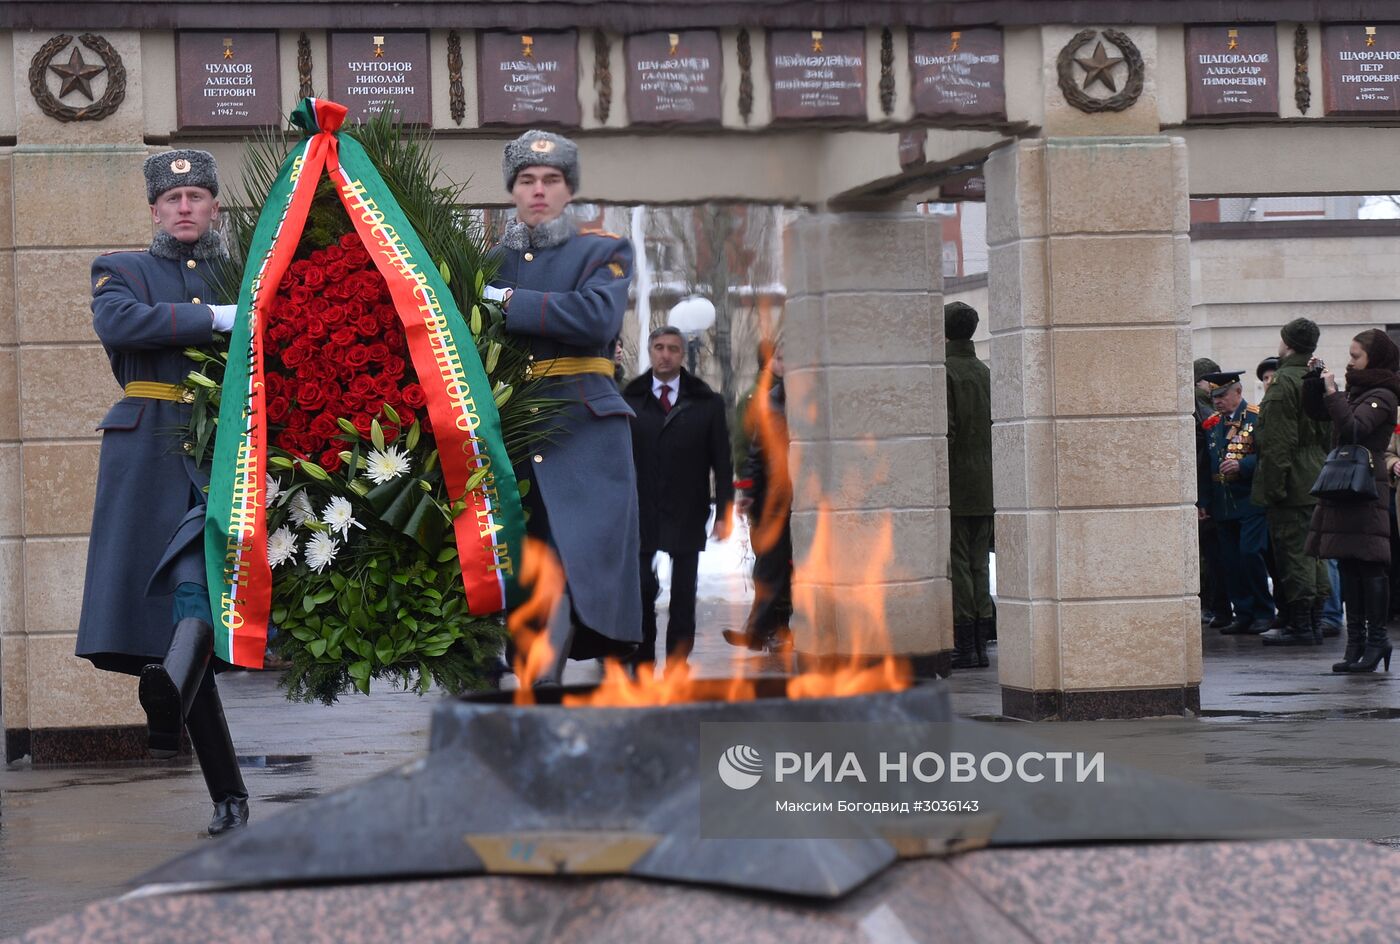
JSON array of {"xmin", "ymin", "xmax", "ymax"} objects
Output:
[
  {"xmin": 482, "ymin": 285, "xmax": 511, "ymax": 303},
  {"xmin": 209, "ymin": 304, "xmax": 238, "ymax": 332}
]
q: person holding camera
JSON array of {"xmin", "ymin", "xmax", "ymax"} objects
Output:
[{"xmin": 1303, "ymin": 328, "xmax": 1400, "ymax": 672}]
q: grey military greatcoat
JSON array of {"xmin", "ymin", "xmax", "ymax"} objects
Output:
[
  {"xmin": 76, "ymin": 249, "xmax": 220, "ymax": 673},
  {"xmin": 494, "ymin": 227, "xmax": 642, "ymax": 650}
]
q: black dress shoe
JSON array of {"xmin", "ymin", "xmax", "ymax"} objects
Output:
[
  {"xmin": 1219, "ymin": 617, "xmax": 1257, "ymax": 635},
  {"xmin": 1208, "ymin": 613, "xmax": 1234, "ymax": 629},
  {"xmin": 722, "ymin": 629, "xmax": 764, "ymax": 651},
  {"xmin": 208, "ymin": 796, "xmax": 249, "ymax": 836}
]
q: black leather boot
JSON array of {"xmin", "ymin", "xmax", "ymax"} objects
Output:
[
  {"xmin": 185, "ymin": 672, "xmax": 249, "ymax": 836},
  {"xmin": 972, "ymin": 618, "xmax": 990, "ymax": 668},
  {"xmin": 949, "ymin": 622, "xmax": 979, "ymax": 670},
  {"xmin": 1342, "ymin": 575, "xmax": 1393, "ymax": 673},
  {"xmin": 1334, "ymin": 566, "xmax": 1366, "ymax": 672},
  {"xmin": 1311, "ymin": 600, "xmax": 1331, "ymax": 643},
  {"xmin": 1262, "ymin": 601, "xmax": 1317, "ymax": 646},
  {"xmin": 532, "ymin": 589, "xmax": 576, "ymax": 687},
  {"xmin": 139, "ymin": 618, "xmax": 214, "ymax": 758}
]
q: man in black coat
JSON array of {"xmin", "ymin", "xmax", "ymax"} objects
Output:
[{"xmin": 624, "ymin": 326, "xmax": 735, "ymax": 672}]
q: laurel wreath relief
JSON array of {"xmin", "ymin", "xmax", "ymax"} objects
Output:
[
  {"xmin": 1055, "ymin": 28, "xmax": 1144, "ymax": 114},
  {"xmin": 28, "ymin": 33, "xmax": 127, "ymax": 122}
]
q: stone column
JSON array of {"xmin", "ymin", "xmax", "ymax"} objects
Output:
[
  {"xmin": 783, "ymin": 211, "xmax": 952, "ymax": 673},
  {"xmin": 0, "ymin": 151, "xmax": 24, "ymax": 756},
  {"xmin": 985, "ymin": 136, "xmax": 1200, "ymax": 720},
  {"xmin": 5, "ymin": 31, "xmax": 154, "ymax": 762}
]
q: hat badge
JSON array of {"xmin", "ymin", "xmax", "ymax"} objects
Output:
[
  {"xmin": 171, "ymin": 158, "xmax": 192, "ymax": 174},
  {"xmin": 530, "ymin": 139, "xmax": 555, "ymax": 154}
]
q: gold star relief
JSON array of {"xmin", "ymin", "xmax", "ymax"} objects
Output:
[
  {"xmin": 1075, "ymin": 39, "xmax": 1125, "ymax": 93},
  {"xmin": 49, "ymin": 46, "xmax": 106, "ymax": 101}
]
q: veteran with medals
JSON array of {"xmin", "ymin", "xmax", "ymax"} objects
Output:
[
  {"xmin": 484, "ymin": 131, "xmax": 642, "ymax": 682},
  {"xmin": 75, "ymin": 150, "xmax": 249, "ymax": 835},
  {"xmin": 1199, "ymin": 371, "xmax": 1276, "ymax": 635}
]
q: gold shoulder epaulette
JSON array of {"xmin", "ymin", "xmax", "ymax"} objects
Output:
[
  {"xmin": 1246, "ymin": 404, "xmax": 1260, "ymax": 414},
  {"xmin": 586, "ymin": 230, "xmax": 624, "ymax": 240}
]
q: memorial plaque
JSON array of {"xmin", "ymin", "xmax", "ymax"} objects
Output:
[
  {"xmin": 769, "ymin": 30, "xmax": 866, "ymax": 121},
  {"xmin": 625, "ymin": 31, "xmax": 722, "ymax": 125},
  {"xmin": 329, "ymin": 32, "xmax": 432, "ymax": 125},
  {"xmin": 176, "ymin": 32, "xmax": 281, "ymax": 129},
  {"xmin": 909, "ymin": 28, "xmax": 1005, "ymax": 119},
  {"xmin": 1184, "ymin": 25, "xmax": 1279, "ymax": 117},
  {"xmin": 478, "ymin": 31, "xmax": 580, "ymax": 126},
  {"xmin": 898, "ymin": 128, "xmax": 927, "ymax": 168},
  {"xmin": 1322, "ymin": 24, "xmax": 1400, "ymax": 115}
]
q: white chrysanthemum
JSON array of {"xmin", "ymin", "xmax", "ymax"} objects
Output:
[
  {"xmin": 304, "ymin": 532, "xmax": 340, "ymax": 573},
  {"xmin": 363, "ymin": 446, "xmax": 412, "ymax": 485},
  {"xmin": 265, "ymin": 475, "xmax": 284, "ymax": 506},
  {"xmin": 288, "ymin": 491, "xmax": 316, "ymax": 529},
  {"xmin": 321, "ymin": 495, "xmax": 365, "ymax": 538},
  {"xmin": 267, "ymin": 526, "xmax": 298, "ymax": 568}
]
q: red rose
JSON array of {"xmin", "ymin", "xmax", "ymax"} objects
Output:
[
  {"xmin": 345, "ymin": 248, "xmax": 370, "ymax": 269},
  {"xmin": 323, "ymin": 245, "xmax": 345, "ymax": 263},
  {"xmin": 376, "ymin": 304, "xmax": 398, "ymax": 327},
  {"xmin": 402, "ymin": 383, "xmax": 427, "ymax": 409},
  {"xmin": 385, "ymin": 332, "xmax": 406, "ymax": 353},
  {"xmin": 289, "ymin": 259, "xmax": 312, "ymax": 279},
  {"xmin": 396, "ymin": 407, "xmax": 416, "ymax": 428},
  {"xmin": 339, "ymin": 232, "xmax": 361, "ymax": 250},
  {"xmin": 1202, "ymin": 414, "xmax": 1221, "ymax": 430},
  {"xmin": 323, "ymin": 304, "xmax": 349, "ymax": 326},
  {"xmin": 267, "ymin": 396, "xmax": 291, "ymax": 423},
  {"xmin": 285, "ymin": 409, "xmax": 310, "ymax": 431},
  {"xmin": 356, "ymin": 314, "xmax": 380, "ymax": 337},
  {"xmin": 374, "ymin": 374, "xmax": 400, "ymax": 397},
  {"xmin": 327, "ymin": 261, "xmax": 350, "ymax": 283},
  {"xmin": 302, "ymin": 267, "xmax": 327, "ymax": 291},
  {"xmin": 353, "ymin": 413, "xmax": 375, "ymax": 437},
  {"xmin": 356, "ymin": 281, "xmax": 383, "ymax": 304},
  {"xmin": 382, "ymin": 424, "xmax": 400, "ymax": 444},
  {"xmin": 265, "ymin": 373, "xmax": 286, "ymax": 396},
  {"xmin": 420, "ymin": 414, "xmax": 433, "ymax": 435},
  {"xmin": 290, "ymin": 286, "xmax": 314, "ymax": 305},
  {"xmin": 305, "ymin": 317, "xmax": 329, "ymax": 340},
  {"xmin": 277, "ymin": 301, "xmax": 305, "ymax": 323},
  {"xmin": 308, "ymin": 297, "xmax": 331, "ymax": 315},
  {"xmin": 367, "ymin": 342, "xmax": 390, "ymax": 363},
  {"xmin": 309, "ymin": 249, "xmax": 328, "ymax": 267},
  {"xmin": 345, "ymin": 346, "xmax": 371, "ymax": 368},
  {"xmin": 297, "ymin": 381, "xmax": 330, "ymax": 411},
  {"xmin": 349, "ymin": 374, "xmax": 377, "ymax": 397},
  {"xmin": 279, "ymin": 272, "xmax": 296, "ymax": 292},
  {"xmin": 330, "ymin": 327, "xmax": 358, "ymax": 347},
  {"xmin": 275, "ymin": 430, "xmax": 301, "ymax": 453},
  {"xmin": 310, "ymin": 413, "xmax": 339, "ymax": 439},
  {"xmin": 382, "ymin": 354, "xmax": 406, "ymax": 378},
  {"xmin": 281, "ymin": 346, "xmax": 309, "ymax": 368},
  {"xmin": 319, "ymin": 449, "xmax": 344, "ymax": 474}
]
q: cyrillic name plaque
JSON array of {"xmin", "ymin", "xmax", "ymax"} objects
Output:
[
  {"xmin": 625, "ymin": 31, "xmax": 723, "ymax": 125},
  {"xmin": 769, "ymin": 30, "xmax": 866, "ymax": 121},
  {"xmin": 478, "ymin": 31, "xmax": 580, "ymax": 126},
  {"xmin": 329, "ymin": 32, "xmax": 432, "ymax": 124},
  {"xmin": 1184, "ymin": 24, "xmax": 1279, "ymax": 118},
  {"xmin": 1322, "ymin": 24, "xmax": 1400, "ymax": 115},
  {"xmin": 909, "ymin": 28, "xmax": 1005, "ymax": 119},
  {"xmin": 176, "ymin": 32, "xmax": 281, "ymax": 129}
]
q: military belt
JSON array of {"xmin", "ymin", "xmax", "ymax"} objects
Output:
[
  {"xmin": 124, "ymin": 381, "xmax": 194, "ymax": 403},
  {"xmin": 525, "ymin": 356, "xmax": 614, "ymax": 379}
]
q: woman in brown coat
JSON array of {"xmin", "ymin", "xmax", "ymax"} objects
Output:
[{"xmin": 1304, "ymin": 328, "xmax": 1400, "ymax": 672}]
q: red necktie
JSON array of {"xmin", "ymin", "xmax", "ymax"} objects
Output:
[{"xmin": 659, "ymin": 384, "xmax": 673, "ymax": 413}]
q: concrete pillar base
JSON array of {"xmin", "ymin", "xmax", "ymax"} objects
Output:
[{"xmin": 1001, "ymin": 685, "xmax": 1201, "ymax": 722}]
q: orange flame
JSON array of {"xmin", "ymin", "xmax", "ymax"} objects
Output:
[{"xmin": 508, "ymin": 538, "xmax": 567, "ymax": 705}]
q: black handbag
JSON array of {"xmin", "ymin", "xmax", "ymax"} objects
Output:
[{"xmin": 1311, "ymin": 418, "xmax": 1378, "ymax": 503}]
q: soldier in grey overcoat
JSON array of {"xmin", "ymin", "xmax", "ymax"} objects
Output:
[
  {"xmin": 485, "ymin": 130, "xmax": 642, "ymax": 681},
  {"xmin": 75, "ymin": 149, "xmax": 249, "ymax": 835}
]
